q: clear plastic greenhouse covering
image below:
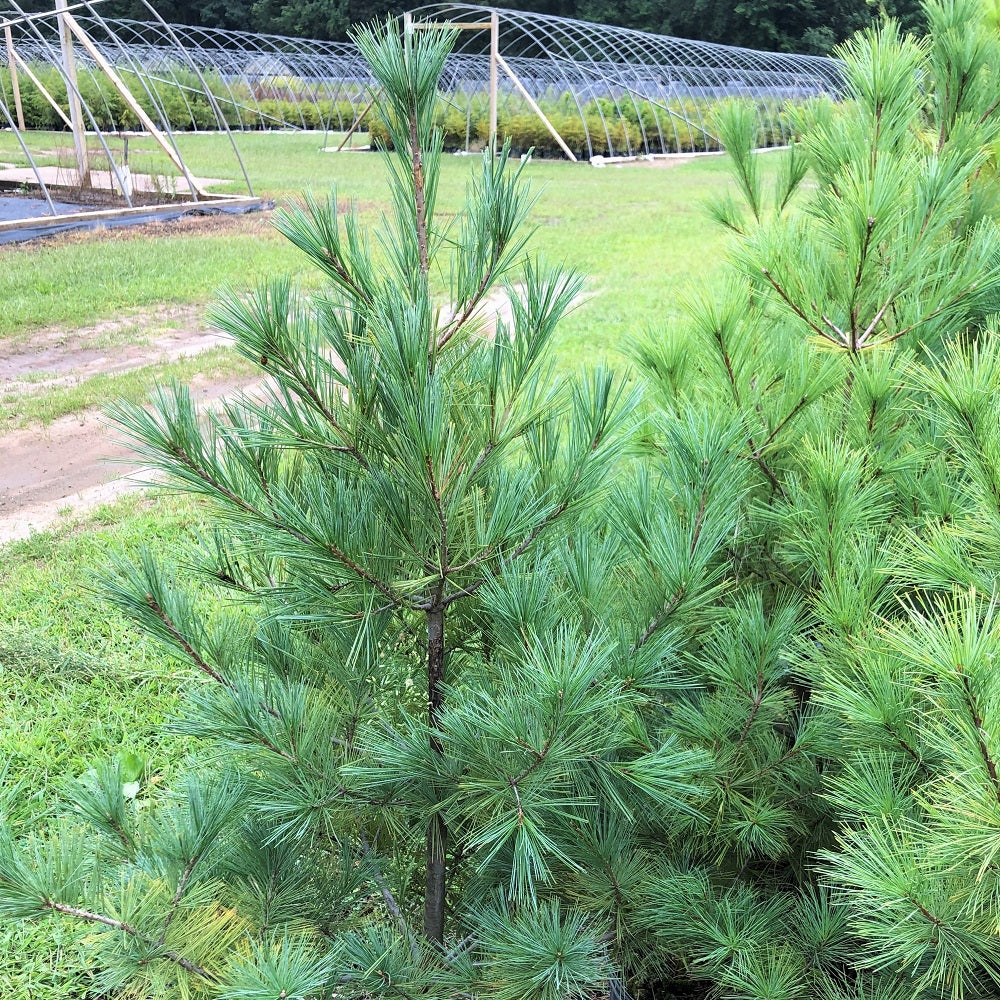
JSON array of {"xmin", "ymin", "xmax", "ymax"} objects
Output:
[
  {"xmin": 413, "ymin": 4, "xmax": 844, "ymax": 158},
  {"xmin": 0, "ymin": 1, "xmax": 844, "ymax": 164}
]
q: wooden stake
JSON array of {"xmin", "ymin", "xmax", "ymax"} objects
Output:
[
  {"xmin": 12, "ymin": 48, "xmax": 72, "ymax": 129},
  {"xmin": 405, "ymin": 16, "xmax": 500, "ymax": 152},
  {"xmin": 62, "ymin": 11, "xmax": 208, "ymax": 198},
  {"xmin": 409, "ymin": 21, "xmax": 492, "ymax": 30},
  {"xmin": 336, "ymin": 94, "xmax": 375, "ymax": 151},
  {"xmin": 4, "ymin": 27, "xmax": 24, "ymax": 131},
  {"xmin": 56, "ymin": 0, "xmax": 88, "ymax": 186},
  {"xmin": 496, "ymin": 53, "xmax": 577, "ymax": 162}
]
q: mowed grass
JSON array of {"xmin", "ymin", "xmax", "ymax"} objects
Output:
[
  {"xmin": 0, "ymin": 215, "xmax": 297, "ymax": 336},
  {"xmin": 0, "ymin": 495, "xmax": 214, "ymax": 996},
  {"xmin": 0, "ymin": 496, "xmax": 208, "ymax": 824},
  {"xmin": 1, "ymin": 131, "xmax": 747, "ymax": 366},
  {"xmin": 0, "ymin": 139, "xmax": 761, "ymax": 994}
]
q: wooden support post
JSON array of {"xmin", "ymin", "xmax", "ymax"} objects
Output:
[
  {"xmin": 62, "ymin": 11, "xmax": 208, "ymax": 198},
  {"xmin": 12, "ymin": 49, "xmax": 72, "ymax": 129},
  {"xmin": 407, "ymin": 16, "xmax": 497, "ymax": 150},
  {"xmin": 496, "ymin": 53, "xmax": 577, "ymax": 162},
  {"xmin": 489, "ymin": 12, "xmax": 498, "ymax": 149},
  {"xmin": 56, "ymin": 0, "xmax": 88, "ymax": 186},
  {"xmin": 335, "ymin": 94, "xmax": 375, "ymax": 151},
  {"xmin": 4, "ymin": 27, "xmax": 24, "ymax": 131},
  {"xmin": 409, "ymin": 21, "xmax": 494, "ymax": 29}
]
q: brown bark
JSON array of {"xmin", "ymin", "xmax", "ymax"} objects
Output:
[{"xmin": 423, "ymin": 606, "xmax": 447, "ymax": 943}]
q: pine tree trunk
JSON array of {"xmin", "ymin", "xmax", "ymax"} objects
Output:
[{"xmin": 424, "ymin": 606, "xmax": 447, "ymax": 943}]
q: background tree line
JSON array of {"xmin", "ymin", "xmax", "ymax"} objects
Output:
[{"xmin": 7, "ymin": 0, "xmax": 925, "ymax": 54}]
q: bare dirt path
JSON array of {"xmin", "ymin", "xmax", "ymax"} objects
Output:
[
  {"xmin": 0, "ymin": 303, "xmax": 253, "ymax": 543},
  {"xmin": 1, "ymin": 303, "xmax": 228, "ymax": 391},
  {"xmin": 0, "ymin": 372, "xmax": 257, "ymax": 544},
  {"xmin": 0, "ymin": 285, "xmax": 583, "ymax": 545}
]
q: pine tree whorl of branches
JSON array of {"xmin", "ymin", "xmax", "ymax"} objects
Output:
[{"xmin": 10, "ymin": 3, "xmax": 1000, "ymax": 999}]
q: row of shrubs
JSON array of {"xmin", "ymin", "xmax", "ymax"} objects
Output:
[
  {"xmin": 371, "ymin": 99, "xmax": 795, "ymax": 158},
  {"xmin": 0, "ymin": 64, "xmax": 369, "ymax": 132},
  {"xmin": 0, "ymin": 62, "xmax": 793, "ymax": 156}
]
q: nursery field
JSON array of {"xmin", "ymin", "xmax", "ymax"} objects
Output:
[{"xmin": 0, "ymin": 140, "xmax": 747, "ymax": 996}]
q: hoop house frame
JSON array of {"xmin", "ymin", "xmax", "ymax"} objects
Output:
[
  {"xmin": 0, "ymin": 1, "xmax": 843, "ymax": 240},
  {"xmin": 0, "ymin": 0, "xmax": 260, "ymax": 242}
]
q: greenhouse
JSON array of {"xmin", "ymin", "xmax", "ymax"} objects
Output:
[
  {"xmin": 414, "ymin": 3, "xmax": 844, "ymax": 159},
  {"xmin": 0, "ymin": 0, "xmax": 843, "ymax": 237}
]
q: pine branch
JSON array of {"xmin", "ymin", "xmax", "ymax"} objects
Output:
[
  {"xmin": 631, "ymin": 585, "xmax": 687, "ymax": 654},
  {"xmin": 889, "ymin": 726, "xmax": 924, "ymax": 766},
  {"xmin": 45, "ymin": 901, "xmax": 217, "ymax": 982},
  {"xmin": 880, "ymin": 281, "xmax": 980, "ymax": 345},
  {"xmin": 320, "ymin": 245, "xmax": 375, "ymax": 309},
  {"xmin": 761, "ymin": 268, "xmax": 838, "ymax": 344},
  {"xmin": 143, "ymin": 592, "xmax": 232, "ymax": 689},
  {"xmin": 140, "ymin": 594, "xmax": 304, "ymax": 736},
  {"xmin": 163, "ymin": 438, "xmax": 406, "ymax": 608},
  {"xmin": 360, "ymin": 832, "xmax": 419, "ymax": 958},
  {"xmin": 908, "ymin": 895, "xmax": 944, "ymax": 928},
  {"xmin": 322, "ymin": 537, "xmax": 408, "ymax": 609},
  {"xmin": 712, "ymin": 326, "xmax": 742, "ymax": 405},
  {"xmin": 847, "ymin": 215, "xmax": 878, "ymax": 351},
  {"xmin": 156, "ymin": 854, "xmax": 199, "ymax": 948},
  {"xmin": 440, "ymin": 496, "xmax": 575, "ymax": 608},
  {"xmin": 753, "ymin": 395, "xmax": 810, "ymax": 456},
  {"xmin": 269, "ymin": 361, "xmax": 370, "ymax": 471},
  {"xmin": 508, "ymin": 707, "xmax": 560, "ymax": 826},
  {"xmin": 436, "ymin": 261, "xmax": 497, "ymax": 351},
  {"xmin": 855, "ymin": 300, "xmax": 891, "ymax": 348},
  {"xmin": 735, "ymin": 671, "xmax": 766, "ymax": 749},
  {"xmin": 958, "ymin": 673, "xmax": 1000, "ymax": 806}
]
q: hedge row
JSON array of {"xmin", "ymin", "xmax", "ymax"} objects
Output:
[
  {"xmin": 370, "ymin": 99, "xmax": 794, "ymax": 158},
  {"xmin": 0, "ymin": 62, "xmax": 792, "ymax": 156},
  {"xmin": 0, "ymin": 64, "xmax": 369, "ymax": 132}
]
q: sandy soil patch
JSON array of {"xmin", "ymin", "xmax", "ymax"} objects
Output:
[
  {"xmin": 0, "ymin": 299, "xmax": 260, "ymax": 542},
  {"xmin": 0, "ymin": 285, "xmax": 587, "ymax": 545},
  {"xmin": 0, "ymin": 372, "xmax": 259, "ymax": 544},
  {"xmin": 589, "ymin": 151, "xmax": 725, "ymax": 169},
  {"xmin": 1, "ymin": 303, "xmax": 228, "ymax": 392}
]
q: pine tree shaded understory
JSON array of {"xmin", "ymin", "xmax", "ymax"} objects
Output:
[{"xmin": 9, "ymin": 1, "xmax": 1000, "ymax": 998}]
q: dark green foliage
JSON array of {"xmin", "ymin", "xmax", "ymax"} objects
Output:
[
  {"xmin": 8, "ymin": 2, "xmax": 1000, "ymax": 999},
  {"xmin": 5, "ymin": 0, "xmax": 925, "ymax": 51},
  {"xmin": 0, "ymin": 60, "xmax": 369, "ymax": 132},
  {"xmin": 369, "ymin": 94, "xmax": 797, "ymax": 158}
]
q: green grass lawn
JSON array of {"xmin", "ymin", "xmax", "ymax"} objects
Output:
[
  {"xmin": 0, "ymin": 495, "xmax": 212, "ymax": 998},
  {"xmin": 1, "ymin": 132, "xmax": 743, "ymax": 365},
  {"xmin": 0, "ymin": 139, "xmax": 757, "ymax": 994}
]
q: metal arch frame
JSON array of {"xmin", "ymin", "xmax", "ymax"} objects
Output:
[
  {"xmin": 68, "ymin": 11, "xmax": 209, "ymax": 192},
  {"xmin": 0, "ymin": 0, "xmax": 846, "ymax": 240},
  {"xmin": 4, "ymin": 4, "xmax": 841, "ymax": 155},
  {"xmin": 0, "ymin": 0, "xmax": 260, "ymax": 241},
  {"xmin": 410, "ymin": 4, "xmax": 842, "ymax": 156},
  {"xmin": 4, "ymin": 0, "xmax": 134, "ymax": 197}
]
